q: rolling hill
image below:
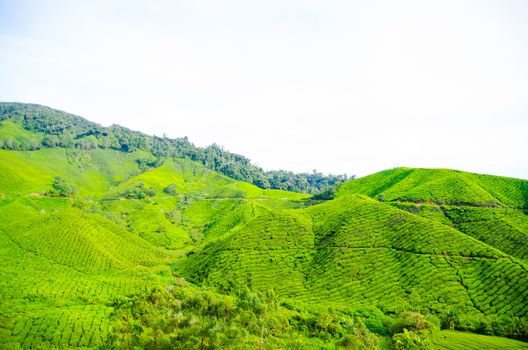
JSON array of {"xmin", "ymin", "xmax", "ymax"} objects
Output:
[{"xmin": 0, "ymin": 103, "xmax": 527, "ymax": 349}]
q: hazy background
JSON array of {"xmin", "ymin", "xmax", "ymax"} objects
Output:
[{"xmin": 1, "ymin": 0, "xmax": 527, "ymax": 179}]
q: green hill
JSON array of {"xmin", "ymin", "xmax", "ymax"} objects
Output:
[
  {"xmin": 337, "ymin": 167, "xmax": 528, "ymax": 208},
  {"xmin": 0, "ymin": 103, "xmax": 527, "ymax": 349}
]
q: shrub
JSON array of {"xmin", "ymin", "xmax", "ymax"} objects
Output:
[
  {"xmin": 440, "ymin": 307, "xmax": 460, "ymax": 330},
  {"xmin": 391, "ymin": 329, "xmax": 432, "ymax": 350},
  {"xmin": 163, "ymin": 184, "xmax": 178, "ymax": 196},
  {"xmin": 119, "ymin": 182, "xmax": 156, "ymax": 199},
  {"xmin": 390, "ymin": 312, "xmax": 432, "ymax": 334},
  {"xmin": 338, "ymin": 318, "xmax": 380, "ymax": 349}
]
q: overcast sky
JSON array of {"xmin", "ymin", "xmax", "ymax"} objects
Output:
[{"xmin": 0, "ymin": 0, "xmax": 527, "ymax": 179}]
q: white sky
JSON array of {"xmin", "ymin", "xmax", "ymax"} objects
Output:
[{"xmin": 0, "ymin": 0, "xmax": 527, "ymax": 179}]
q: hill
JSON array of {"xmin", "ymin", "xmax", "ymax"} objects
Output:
[
  {"xmin": 336, "ymin": 167, "xmax": 528, "ymax": 208},
  {"xmin": 183, "ymin": 193, "xmax": 528, "ymax": 315},
  {"xmin": 0, "ymin": 103, "xmax": 527, "ymax": 349},
  {"xmin": 0, "ymin": 102, "xmax": 348, "ymax": 194}
]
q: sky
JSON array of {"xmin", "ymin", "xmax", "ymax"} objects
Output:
[{"xmin": 0, "ymin": 0, "xmax": 527, "ymax": 179}]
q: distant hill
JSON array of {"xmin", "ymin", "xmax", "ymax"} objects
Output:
[{"xmin": 0, "ymin": 102, "xmax": 348, "ymax": 194}]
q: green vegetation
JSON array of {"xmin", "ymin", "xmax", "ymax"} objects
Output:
[
  {"xmin": 106, "ymin": 283, "xmax": 386, "ymax": 349},
  {"xmin": 0, "ymin": 103, "xmax": 527, "ymax": 349}
]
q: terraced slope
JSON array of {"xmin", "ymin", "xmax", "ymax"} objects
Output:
[
  {"xmin": 183, "ymin": 209, "xmax": 315, "ymax": 297},
  {"xmin": 183, "ymin": 194, "xmax": 528, "ymax": 319},
  {"xmin": 0, "ymin": 198, "xmax": 172, "ymax": 348},
  {"xmin": 434, "ymin": 330, "xmax": 528, "ymax": 349}
]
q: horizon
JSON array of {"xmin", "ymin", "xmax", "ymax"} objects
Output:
[{"xmin": 0, "ymin": 1, "xmax": 527, "ymax": 179}]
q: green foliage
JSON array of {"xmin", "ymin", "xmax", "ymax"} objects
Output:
[
  {"xmin": 390, "ymin": 312, "xmax": 434, "ymax": 335},
  {"xmin": 391, "ymin": 329, "xmax": 433, "ymax": 350},
  {"xmin": 49, "ymin": 176, "xmax": 78, "ymax": 197},
  {"xmin": 107, "ymin": 285, "xmax": 382, "ymax": 349},
  {"xmin": 311, "ymin": 186, "xmax": 337, "ymax": 200},
  {"xmin": 338, "ymin": 318, "xmax": 380, "ymax": 349},
  {"xmin": 163, "ymin": 183, "xmax": 178, "ymax": 196},
  {"xmin": 118, "ymin": 181, "xmax": 156, "ymax": 199},
  {"xmin": 0, "ymin": 120, "xmax": 43, "ymax": 150}
]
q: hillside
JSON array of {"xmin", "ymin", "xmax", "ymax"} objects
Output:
[
  {"xmin": 183, "ymin": 193, "xmax": 528, "ymax": 316},
  {"xmin": 0, "ymin": 104, "xmax": 527, "ymax": 349}
]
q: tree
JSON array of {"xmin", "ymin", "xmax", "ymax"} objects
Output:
[
  {"xmin": 390, "ymin": 312, "xmax": 435, "ymax": 350},
  {"xmin": 41, "ymin": 135, "xmax": 60, "ymax": 147},
  {"xmin": 255, "ymin": 290, "xmax": 284, "ymax": 350},
  {"xmin": 390, "ymin": 311, "xmax": 431, "ymax": 334},
  {"xmin": 111, "ymin": 288, "xmax": 180, "ymax": 350},
  {"xmin": 50, "ymin": 176, "xmax": 78, "ymax": 197},
  {"xmin": 312, "ymin": 187, "xmax": 336, "ymax": 200}
]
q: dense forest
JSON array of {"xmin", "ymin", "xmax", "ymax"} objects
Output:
[{"xmin": 0, "ymin": 102, "xmax": 349, "ymax": 194}]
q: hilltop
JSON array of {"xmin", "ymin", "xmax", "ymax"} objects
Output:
[
  {"xmin": 336, "ymin": 167, "xmax": 528, "ymax": 208},
  {"xmin": 0, "ymin": 103, "xmax": 527, "ymax": 349}
]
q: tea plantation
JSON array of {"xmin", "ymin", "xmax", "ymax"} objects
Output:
[{"xmin": 0, "ymin": 104, "xmax": 527, "ymax": 349}]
